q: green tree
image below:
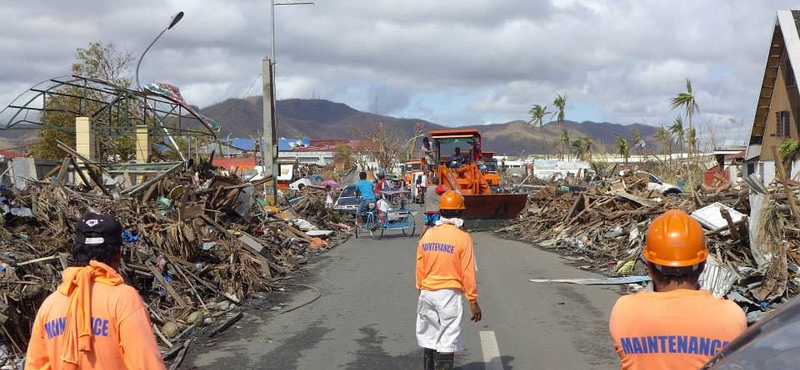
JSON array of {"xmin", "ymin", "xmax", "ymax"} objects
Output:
[
  {"xmin": 614, "ymin": 134, "xmax": 630, "ymax": 163},
  {"xmin": 669, "ymin": 115, "xmax": 685, "ymax": 155},
  {"xmin": 72, "ymin": 42, "xmax": 134, "ymax": 87},
  {"xmin": 553, "ymin": 94, "xmax": 568, "ymax": 126},
  {"xmin": 31, "ymin": 41, "xmax": 136, "ymax": 160},
  {"xmin": 559, "ymin": 129, "xmax": 571, "ymax": 160}
]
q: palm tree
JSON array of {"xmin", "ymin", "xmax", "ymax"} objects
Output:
[
  {"xmin": 670, "ymin": 78, "xmax": 699, "ymax": 131},
  {"xmin": 654, "ymin": 125, "xmax": 671, "ymax": 158},
  {"xmin": 559, "ymin": 128, "xmax": 571, "ymax": 160},
  {"xmin": 528, "ymin": 104, "xmax": 552, "ymax": 156},
  {"xmin": 671, "ymin": 78, "xmax": 699, "ymax": 160},
  {"xmin": 571, "ymin": 137, "xmax": 593, "ymax": 161},
  {"xmin": 669, "ymin": 115, "xmax": 685, "ymax": 155},
  {"xmin": 553, "ymin": 94, "xmax": 568, "ymax": 125},
  {"xmin": 614, "ymin": 134, "xmax": 630, "ymax": 163},
  {"xmin": 528, "ymin": 104, "xmax": 551, "ymax": 131}
]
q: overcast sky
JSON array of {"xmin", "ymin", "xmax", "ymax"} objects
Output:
[{"xmin": 0, "ymin": 0, "xmax": 796, "ymax": 144}]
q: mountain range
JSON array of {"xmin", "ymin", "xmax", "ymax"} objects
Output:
[
  {"xmin": 200, "ymin": 97, "xmax": 660, "ymax": 156},
  {"xmin": 0, "ymin": 97, "xmax": 660, "ymax": 156}
]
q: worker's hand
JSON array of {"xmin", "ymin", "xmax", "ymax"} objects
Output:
[{"xmin": 469, "ymin": 302, "xmax": 482, "ymax": 322}]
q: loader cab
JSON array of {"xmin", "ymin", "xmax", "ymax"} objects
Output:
[{"xmin": 429, "ymin": 129, "xmax": 482, "ymax": 168}]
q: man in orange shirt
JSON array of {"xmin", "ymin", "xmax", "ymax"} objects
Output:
[
  {"xmin": 415, "ymin": 190, "xmax": 482, "ymax": 370},
  {"xmin": 609, "ymin": 209, "xmax": 746, "ymax": 370},
  {"xmin": 25, "ymin": 213, "xmax": 166, "ymax": 370}
]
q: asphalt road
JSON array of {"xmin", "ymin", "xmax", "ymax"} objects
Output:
[{"xmin": 186, "ymin": 220, "xmax": 623, "ymax": 369}]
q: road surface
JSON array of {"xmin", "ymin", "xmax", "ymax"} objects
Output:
[{"xmin": 186, "ymin": 222, "xmax": 623, "ymax": 369}]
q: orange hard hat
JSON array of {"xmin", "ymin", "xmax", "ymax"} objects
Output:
[
  {"xmin": 643, "ymin": 209, "xmax": 707, "ymax": 267},
  {"xmin": 439, "ymin": 190, "xmax": 465, "ymax": 210}
]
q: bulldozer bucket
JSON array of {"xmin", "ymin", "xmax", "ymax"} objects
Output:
[{"xmin": 461, "ymin": 193, "xmax": 528, "ymax": 230}]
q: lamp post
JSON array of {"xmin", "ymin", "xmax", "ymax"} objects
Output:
[
  {"xmin": 134, "ymin": 11, "xmax": 185, "ymax": 162},
  {"xmin": 135, "ymin": 11, "xmax": 184, "ymax": 90}
]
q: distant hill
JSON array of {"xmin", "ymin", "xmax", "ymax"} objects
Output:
[
  {"xmin": 0, "ymin": 98, "xmax": 660, "ymax": 156},
  {"xmin": 201, "ymin": 97, "xmax": 447, "ymax": 142},
  {"xmin": 201, "ymin": 97, "xmax": 660, "ymax": 156}
]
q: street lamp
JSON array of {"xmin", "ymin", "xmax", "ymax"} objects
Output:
[{"xmin": 135, "ymin": 11, "xmax": 184, "ymax": 90}]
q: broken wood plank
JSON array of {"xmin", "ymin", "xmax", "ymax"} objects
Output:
[
  {"xmin": 238, "ymin": 234, "xmax": 273, "ymax": 279},
  {"xmin": 167, "ymin": 339, "xmax": 192, "ymax": 370},
  {"xmin": 719, "ymin": 208, "xmax": 740, "ymax": 240},
  {"xmin": 209, "ymin": 312, "xmax": 243, "ymax": 338},
  {"xmin": 145, "ymin": 261, "xmax": 188, "ymax": 308}
]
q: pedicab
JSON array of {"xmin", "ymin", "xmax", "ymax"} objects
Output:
[{"xmin": 355, "ymin": 190, "xmax": 416, "ymax": 239}]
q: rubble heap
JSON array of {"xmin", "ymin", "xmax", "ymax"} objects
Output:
[
  {"xmin": 0, "ymin": 162, "xmax": 345, "ymax": 365},
  {"xmin": 500, "ymin": 171, "xmax": 800, "ymax": 320}
]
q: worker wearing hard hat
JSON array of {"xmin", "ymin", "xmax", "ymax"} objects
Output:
[
  {"xmin": 609, "ymin": 210, "xmax": 746, "ymax": 369},
  {"xmin": 415, "ymin": 190, "xmax": 481, "ymax": 370}
]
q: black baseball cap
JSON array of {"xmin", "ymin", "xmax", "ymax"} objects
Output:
[{"xmin": 75, "ymin": 213, "xmax": 123, "ymax": 247}]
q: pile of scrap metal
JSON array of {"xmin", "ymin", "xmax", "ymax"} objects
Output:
[
  {"xmin": 500, "ymin": 170, "xmax": 800, "ymax": 322},
  {"xmin": 0, "ymin": 156, "xmax": 343, "ymax": 366}
]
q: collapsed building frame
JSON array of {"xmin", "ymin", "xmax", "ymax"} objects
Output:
[{"xmin": 0, "ymin": 75, "xmax": 218, "ymax": 142}]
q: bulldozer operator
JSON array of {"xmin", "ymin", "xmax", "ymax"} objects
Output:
[{"xmin": 449, "ymin": 147, "xmax": 468, "ymax": 168}]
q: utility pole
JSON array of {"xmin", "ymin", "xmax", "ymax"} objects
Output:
[
  {"xmin": 263, "ymin": 0, "xmax": 314, "ymax": 203},
  {"xmin": 262, "ymin": 58, "xmax": 278, "ymax": 203}
]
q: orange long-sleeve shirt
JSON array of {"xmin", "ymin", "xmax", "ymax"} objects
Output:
[
  {"xmin": 415, "ymin": 224, "xmax": 478, "ymax": 303},
  {"xmin": 25, "ymin": 262, "xmax": 166, "ymax": 370}
]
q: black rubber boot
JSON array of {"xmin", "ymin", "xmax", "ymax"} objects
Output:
[
  {"xmin": 434, "ymin": 352, "xmax": 454, "ymax": 370},
  {"xmin": 424, "ymin": 348, "xmax": 435, "ymax": 370}
]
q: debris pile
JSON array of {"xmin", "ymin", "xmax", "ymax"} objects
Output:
[
  {"xmin": 0, "ymin": 159, "xmax": 345, "ymax": 365},
  {"xmin": 500, "ymin": 170, "xmax": 800, "ymax": 320}
]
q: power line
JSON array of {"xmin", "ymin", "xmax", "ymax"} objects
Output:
[{"xmin": 216, "ymin": 72, "xmax": 263, "ymax": 125}]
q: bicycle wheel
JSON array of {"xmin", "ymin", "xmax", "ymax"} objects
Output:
[
  {"xmin": 355, "ymin": 213, "xmax": 363, "ymax": 238},
  {"xmin": 367, "ymin": 213, "xmax": 376, "ymax": 239},
  {"xmin": 401, "ymin": 214, "xmax": 416, "ymax": 237}
]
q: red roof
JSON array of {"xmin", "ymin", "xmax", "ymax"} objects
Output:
[
  {"xmin": 212, "ymin": 157, "xmax": 257, "ymax": 170},
  {"xmin": 724, "ymin": 150, "xmax": 746, "ymax": 161},
  {"xmin": 0, "ymin": 150, "xmax": 26, "ymax": 158}
]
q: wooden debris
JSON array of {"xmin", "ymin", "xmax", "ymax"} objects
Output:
[{"xmin": 0, "ymin": 158, "xmax": 348, "ymax": 364}]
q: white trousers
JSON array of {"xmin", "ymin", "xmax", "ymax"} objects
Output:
[{"xmin": 415, "ymin": 289, "xmax": 464, "ymax": 353}]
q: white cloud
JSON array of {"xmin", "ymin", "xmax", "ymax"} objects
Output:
[{"xmin": 0, "ymin": 0, "xmax": 795, "ymax": 148}]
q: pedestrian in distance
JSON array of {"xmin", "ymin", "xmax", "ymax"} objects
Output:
[
  {"xmin": 415, "ymin": 190, "xmax": 481, "ymax": 370},
  {"xmin": 609, "ymin": 209, "xmax": 746, "ymax": 370},
  {"xmin": 420, "ymin": 177, "xmax": 444, "ymax": 238},
  {"xmin": 25, "ymin": 213, "xmax": 166, "ymax": 370}
]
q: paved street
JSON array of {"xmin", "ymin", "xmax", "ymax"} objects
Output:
[{"xmin": 187, "ymin": 220, "xmax": 623, "ymax": 369}]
